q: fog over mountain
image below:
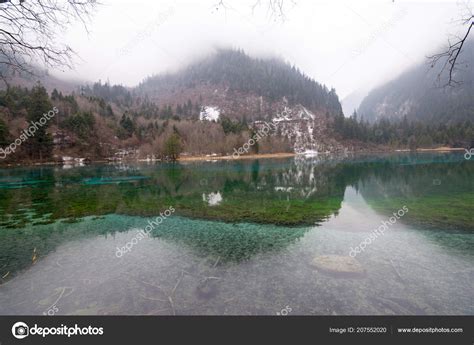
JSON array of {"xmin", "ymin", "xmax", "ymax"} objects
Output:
[
  {"xmin": 341, "ymin": 88, "xmax": 370, "ymax": 118},
  {"xmin": 358, "ymin": 39, "xmax": 474, "ymax": 124},
  {"xmin": 53, "ymin": 0, "xmax": 465, "ymax": 103}
]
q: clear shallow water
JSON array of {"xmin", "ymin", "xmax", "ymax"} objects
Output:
[{"xmin": 0, "ymin": 153, "xmax": 472, "ymax": 315}]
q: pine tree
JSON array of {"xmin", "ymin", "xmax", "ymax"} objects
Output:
[
  {"xmin": 51, "ymin": 88, "xmax": 60, "ymax": 100},
  {"xmin": 25, "ymin": 84, "xmax": 54, "ymax": 160},
  {"xmin": 119, "ymin": 114, "xmax": 135, "ymax": 138},
  {"xmin": 0, "ymin": 118, "xmax": 9, "ymax": 147}
]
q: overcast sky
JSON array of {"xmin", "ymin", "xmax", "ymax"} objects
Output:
[{"xmin": 55, "ymin": 0, "xmax": 470, "ymax": 99}]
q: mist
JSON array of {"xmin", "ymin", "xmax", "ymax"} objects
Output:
[{"xmin": 54, "ymin": 0, "xmax": 465, "ymax": 100}]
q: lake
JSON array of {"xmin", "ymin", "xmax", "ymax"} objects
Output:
[{"xmin": 0, "ymin": 152, "xmax": 472, "ymax": 315}]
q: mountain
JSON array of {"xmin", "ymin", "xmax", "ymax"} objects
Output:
[
  {"xmin": 136, "ymin": 49, "xmax": 342, "ymax": 121},
  {"xmin": 358, "ymin": 40, "xmax": 474, "ymax": 124},
  {"xmin": 3, "ymin": 46, "xmax": 472, "ymax": 164},
  {"xmin": 341, "ymin": 88, "xmax": 369, "ymax": 117},
  {"xmin": 0, "ymin": 64, "xmax": 79, "ymax": 94},
  {"xmin": 0, "ymin": 49, "xmax": 352, "ymax": 163},
  {"xmin": 132, "ymin": 49, "xmax": 345, "ymax": 153}
]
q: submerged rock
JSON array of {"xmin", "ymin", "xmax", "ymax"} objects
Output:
[{"xmin": 311, "ymin": 255, "xmax": 365, "ymax": 277}]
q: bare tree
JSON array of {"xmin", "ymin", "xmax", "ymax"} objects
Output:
[
  {"xmin": 214, "ymin": 0, "xmax": 295, "ymax": 21},
  {"xmin": 0, "ymin": 0, "xmax": 97, "ymax": 83},
  {"xmin": 428, "ymin": 9, "xmax": 473, "ymax": 86}
]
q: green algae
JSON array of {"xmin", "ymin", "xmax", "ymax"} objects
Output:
[{"xmin": 0, "ymin": 153, "xmax": 471, "ymax": 229}]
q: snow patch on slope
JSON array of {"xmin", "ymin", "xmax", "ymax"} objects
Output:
[
  {"xmin": 202, "ymin": 192, "xmax": 223, "ymax": 206},
  {"xmin": 273, "ymin": 106, "xmax": 315, "ymax": 123},
  {"xmin": 261, "ymin": 104, "xmax": 345, "ymax": 154},
  {"xmin": 200, "ymin": 106, "xmax": 220, "ymax": 121}
]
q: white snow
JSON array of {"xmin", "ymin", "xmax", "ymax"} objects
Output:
[
  {"xmin": 202, "ymin": 192, "xmax": 223, "ymax": 206},
  {"xmin": 272, "ymin": 106, "xmax": 315, "ymax": 122},
  {"xmin": 299, "ymin": 150, "xmax": 318, "ymax": 157},
  {"xmin": 301, "ymin": 107, "xmax": 315, "ymax": 120},
  {"xmin": 200, "ymin": 106, "xmax": 220, "ymax": 121},
  {"xmin": 274, "ymin": 186, "xmax": 294, "ymax": 192}
]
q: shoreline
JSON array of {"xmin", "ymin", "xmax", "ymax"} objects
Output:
[
  {"xmin": 178, "ymin": 152, "xmax": 296, "ymax": 161},
  {"xmin": 178, "ymin": 146, "xmax": 467, "ymax": 162},
  {"xmin": 0, "ymin": 147, "xmax": 467, "ymax": 167},
  {"xmin": 397, "ymin": 147, "xmax": 466, "ymax": 152}
]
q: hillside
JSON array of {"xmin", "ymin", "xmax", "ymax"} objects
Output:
[
  {"xmin": 81, "ymin": 49, "xmax": 348, "ymax": 155},
  {"xmin": 3, "ymin": 46, "xmax": 470, "ymax": 165},
  {"xmin": 0, "ymin": 64, "xmax": 80, "ymax": 95},
  {"xmin": 136, "ymin": 49, "xmax": 342, "ymax": 122},
  {"xmin": 0, "ymin": 49, "xmax": 351, "ymax": 163},
  {"xmin": 358, "ymin": 40, "xmax": 474, "ymax": 124}
]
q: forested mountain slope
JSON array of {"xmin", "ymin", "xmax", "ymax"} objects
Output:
[{"xmin": 358, "ymin": 40, "xmax": 474, "ymax": 125}]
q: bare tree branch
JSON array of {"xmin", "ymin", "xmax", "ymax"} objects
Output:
[
  {"xmin": 428, "ymin": 13, "xmax": 473, "ymax": 87},
  {"xmin": 0, "ymin": 0, "xmax": 97, "ymax": 82},
  {"xmin": 215, "ymin": 0, "xmax": 295, "ymax": 21}
]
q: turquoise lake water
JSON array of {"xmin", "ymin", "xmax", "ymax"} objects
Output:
[{"xmin": 0, "ymin": 153, "xmax": 472, "ymax": 315}]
